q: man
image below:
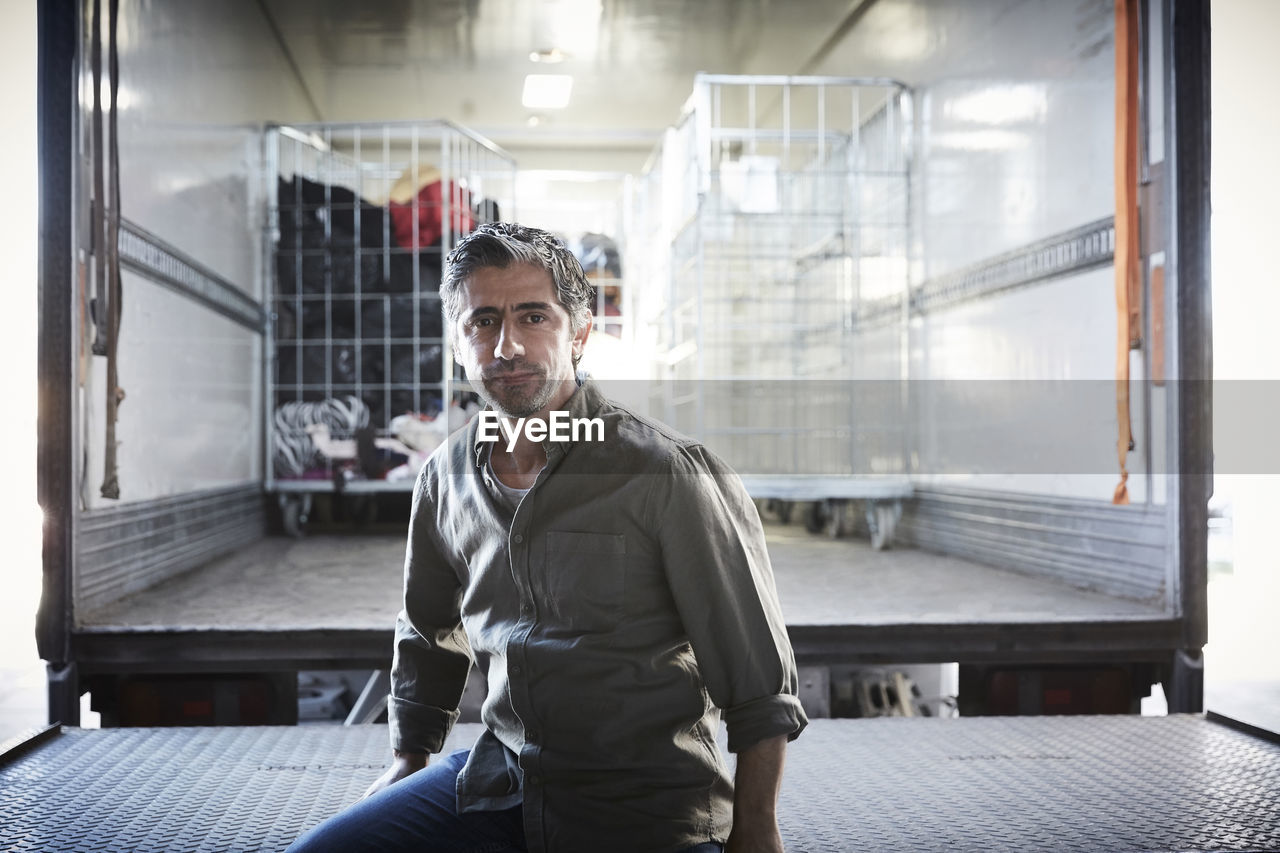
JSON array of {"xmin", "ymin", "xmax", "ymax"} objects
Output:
[{"xmin": 289, "ymin": 223, "xmax": 806, "ymax": 853}]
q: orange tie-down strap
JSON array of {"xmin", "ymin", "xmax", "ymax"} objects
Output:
[{"xmin": 1113, "ymin": 0, "xmax": 1141, "ymax": 505}]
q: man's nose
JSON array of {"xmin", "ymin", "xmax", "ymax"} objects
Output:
[{"xmin": 494, "ymin": 319, "xmax": 524, "ymax": 361}]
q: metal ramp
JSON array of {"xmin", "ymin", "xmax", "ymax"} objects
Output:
[{"xmin": 2, "ymin": 716, "xmax": 1279, "ymax": 852}]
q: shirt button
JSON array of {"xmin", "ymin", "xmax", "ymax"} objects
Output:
[
  {"xmin": 520, "ymin": 604, "xmax": 532, "ymax": 616},
  {"xmin": 527, "ymin": 774, "xmax": 541, "ymax": 785},
  {"xmin": 527, "ymin": 729, "xmax": 539, "ymax": 742},
  {"xmin": 513, "ymin": 533, "xmax": 524, "ymax": 544},
  {"xmin": 510, "ymin": 664, "xmax": 522, "ymax": 675}
]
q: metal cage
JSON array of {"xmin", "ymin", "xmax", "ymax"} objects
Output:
[
  {"xmin": 264, "ymin": 122, "xmax": 515, "ymax": 504},
  {"xmin": 631, "ymin": 75, "xmax": 916, "ymax": 543}
]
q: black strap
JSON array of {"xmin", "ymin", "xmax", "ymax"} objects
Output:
[
  {"xmin": 89, "ymin": 0, "xmax": 105, "ymax": 356},
  {"xmin": 99, "ymin": 0, "xmax": 123, "ymax": 500}
]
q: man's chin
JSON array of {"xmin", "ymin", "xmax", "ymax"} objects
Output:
[
  {"xmin": 479, "ymin": 386, "xmax": 552, "ymax": 420},
  {"xmin": 480, "ymin": 377, "xmax": 573, "ymax": 419}
]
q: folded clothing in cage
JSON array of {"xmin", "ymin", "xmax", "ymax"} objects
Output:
[
  {"xmin": 278, "ymin": 174, "xmax": 392, "ymax": 249},
  {"xmin": 273, "ymin": 395, "xmax": 370, "ymax": 478},
  {"xmin": 274, "ymin": 221, "xmax": 443, "ymax": 297},
  {"xmin": 274, "ymin": 342, "xmax": 443, "ymax": 391},
  {"xmin": 358, "ymin": 294, "xmax": 445, "ymax": 340},
  {"xmin": 383, "ymin": 400, "xmax": 481, "ymax": 482},
  {"xmin": 389, "ymin": 181, "xmax": 477, "ymax": 251},
  {"xmin": 274, "ymin": 292, "xmax": 444, "ymax": 345},
  {"xmin": 275, "ymin": 175, "xmax": 446, "ymax": 296}
]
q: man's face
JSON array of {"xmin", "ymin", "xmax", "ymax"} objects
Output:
[{"xmin": 453, "ymin": 263, "xmax": 590, "ymax": 419}]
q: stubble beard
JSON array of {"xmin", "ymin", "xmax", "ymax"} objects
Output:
[{"xmin": 479, "ymin": 364, "xmax": 560, "ymax": 419}]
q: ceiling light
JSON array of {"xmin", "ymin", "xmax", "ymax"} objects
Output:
[
  {"xmin": 522, "ymin": 74, "xmax": 573, "ymax": 110},
  {"xmin": 529, "ymin": 48, "xmax": 568, "ymax": 64}
]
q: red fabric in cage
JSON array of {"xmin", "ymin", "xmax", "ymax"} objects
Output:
[{"xmin": 389, "ymin": 180, "xmax": 476, "ymax": 250}]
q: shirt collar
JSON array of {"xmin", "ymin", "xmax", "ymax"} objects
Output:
[{"xmin": 470, "ymin": 373, "xmax": 605, "ymax": 468}]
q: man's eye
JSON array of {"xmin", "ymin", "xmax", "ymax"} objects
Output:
[
  {"xmin": 473, "ymin": 317, "xmax": 494, "ymax": 328},
  {"xmin": 527, "ymin": 314, "xmax": 545, "ymax": 324}
]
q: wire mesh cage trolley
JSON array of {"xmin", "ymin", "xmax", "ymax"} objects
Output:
[
  {"xmin": 265, "ymin": 121, "xmax": 515, "ymax": 532},
  {"xmin": 631, "ymin": 75, "xmax": 915, "ymax": 546}
]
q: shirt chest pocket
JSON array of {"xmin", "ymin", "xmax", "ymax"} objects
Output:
[{"xmin": 544, "ymin": 531, "xmax": 626, "ymax": 633}]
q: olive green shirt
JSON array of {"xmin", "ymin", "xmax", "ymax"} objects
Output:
[{"xmin": 389, "ymin": 377, "xmax": 807, "ymax": 853}]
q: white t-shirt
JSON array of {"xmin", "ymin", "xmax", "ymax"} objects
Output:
[{"xmin": 485, "ymin": 444, "xmax": 534, "ymax": 512}]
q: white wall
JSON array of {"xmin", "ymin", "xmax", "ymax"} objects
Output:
[
  {"xmin": 1206, "ymin": 0, "xmax": 1280, "ymax": 686},
  {"xmin": 0, "ymin": 0, "xmax": 46, "ymax": 737}
]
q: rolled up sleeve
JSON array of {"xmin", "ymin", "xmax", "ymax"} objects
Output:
[
  {"xmin": 388, "ymin": 462, "xmax": 474, "ymax": 754},
  {"xmin": 654, "ymin": 444, "xmax": 808, "ymax": 754}
]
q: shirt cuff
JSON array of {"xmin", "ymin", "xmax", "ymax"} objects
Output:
[
  {"xmin": 723, "ymin": 693, "xmax": 809, "ymax": 754},
  {"xmin": 388, "ymin": 696, "xmax": 461, "ymax": 754}
]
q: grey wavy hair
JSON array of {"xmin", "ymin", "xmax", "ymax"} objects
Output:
[{"xmin": 442, "ymin": 222, "xmax": 594, "ymax": 336}]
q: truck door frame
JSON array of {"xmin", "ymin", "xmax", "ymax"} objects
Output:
[
  {"xmin": 34, "ymin": 0, "xmax": 1216, "ymax": 724},
  {"xmin": 1166, "ymin": 0, "xmax": 1212, "ymax": 711},
  {"xmin": 36, "ymin": 0, "xmax": 80, "ymax": 725}
]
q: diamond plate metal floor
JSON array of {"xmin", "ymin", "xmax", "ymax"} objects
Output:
[
  {"xmin": 2, "ymin": 716, "xmax": 1278, "ymax": 852},
  {"xmin": 75, "ymin": 525, "xmax": 1165, "ymax": 632}
]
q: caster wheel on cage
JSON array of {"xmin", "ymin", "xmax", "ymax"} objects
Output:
[
  {"xmin": 776, "ymin": 500, "xmax": 795, "ymax": 525},
  {"xmin": 803, "ymin": 501, "xmax": 826, "ymax": 535},
  {"xmin": 312, "ymin": 493, "xmax": 336, "ymax": 527},
  {"xmin": 345, "ymin": 494, "xmax": 378, "ymax": 529},
  {"xmin": 825, "ymin": 500, "xmax": 850, "ymax": 539},
  {"xmin": 279, "ymin": 494, "xmax": 312, "ymax": 539},
  {"xmin": 866, "ymin": 500, "xmax": 901, "ymax": 551},
  {"xmin": 760, "ymin": 499, "xmax": 794, "ymax": 525}
]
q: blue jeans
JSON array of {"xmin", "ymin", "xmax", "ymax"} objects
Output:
[{"xmin": 286, "ymin": 748, "xmax": 725, "ymax": 853}]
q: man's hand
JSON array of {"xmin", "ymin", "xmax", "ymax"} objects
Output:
[
  {"xmin": 361, "ymin": 750, "xmax": 428, "ymax": 800},
  {"xmin": 725, "ymin": 734, "xmax": 787, "ymax": 853}
]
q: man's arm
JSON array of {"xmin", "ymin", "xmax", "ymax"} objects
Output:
[
  {"xmin": 653, "ymin": 443, "xmax": 806, "ymax": 846},
  {"xmin": 726, "ymin": 734, "xmax": 788, "ymax": 852},
  {"xmin": 377, "ymin": 461, "xmax": 472, "ymax": 793},
  {"xmin": 655, "ymin": 444, "xmax": 808, "ymax": 753}
]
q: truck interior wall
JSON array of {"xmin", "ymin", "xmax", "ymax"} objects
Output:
[
  {"xmin": 906, "ymin": 266, "xmax": 1155, "ymax": 505},
  {"xmin": 802, "ymin": 0, "xmax": 1177, "ymax": 604},
  {"xmin": 116, "ymin": 128, "xmax": 267, "ymax": 299},
  {"xmin": 73, "ymin": 485, "xmax": 266, "ymax": 617},
  {"xmin": 72, "ymin": 0, "xmax": 316, "ymax": 610},
  {"xmin": 894, "ymin": 486, "xmax": 1169, "ymax": 603},
  {"xmin": 905, "ymin": 64, "xmax": 1114, "ymax": 280},
  {"xmin": 79, "ymin": 274, "xmax": 263, "ymax": 509},
  {"xmin": 105, "ymin": 0, "xmax": 316, "ymax": 290},
  {"xmin": 810, "ymin": 0, "xmax": 1115, "ymax": 239}
]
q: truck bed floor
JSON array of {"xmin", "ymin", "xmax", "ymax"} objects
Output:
[
  {"xmin": 78, "ymin": 535, "xmax": 406, "ymax": 632},
  {"xmin": 2, "ymin": 716, "xmax": 1277, "ymax": 851},
  {"xmin": 76, "ymin": 524, "xmax": 1163, "ymax": 633}
]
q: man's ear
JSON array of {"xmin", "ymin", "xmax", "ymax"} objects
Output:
[
  {"xmin": 448, "ymin": 319, "xmax": 464, "ymax": 362},
  {"xmin": 571, "ymin": 313, "xmax": 593, "ymax": 359}
]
